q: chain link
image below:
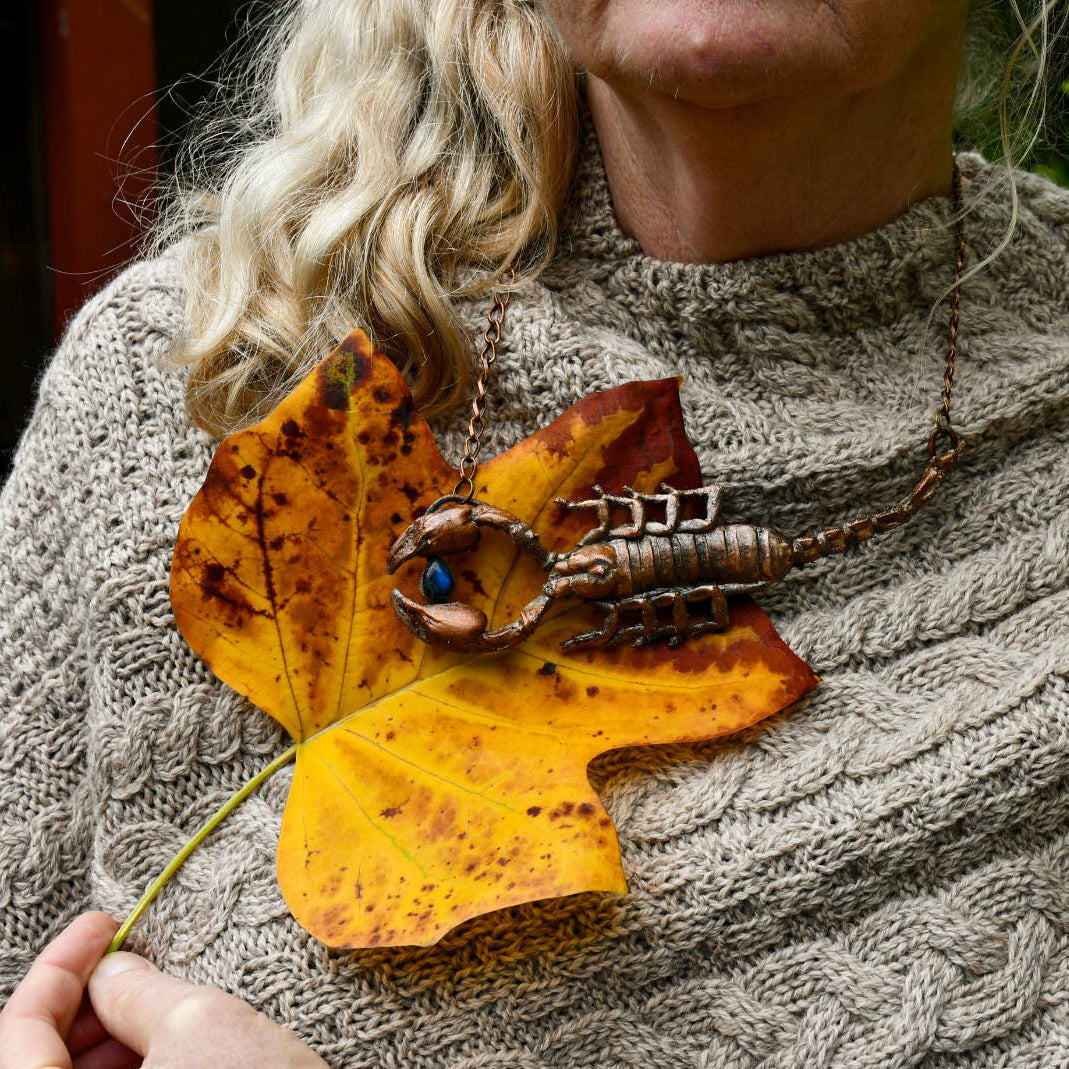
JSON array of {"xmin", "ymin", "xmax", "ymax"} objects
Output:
[{"xmin": 452, "ymin": 283, "xmax": 512, "ymax": 499}]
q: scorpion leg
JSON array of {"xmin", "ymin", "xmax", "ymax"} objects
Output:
[
  {"xmin": 638, "ymin": 595, "xmax": 660, "ymax": 644},
  {"xmin": 690, "ymin": 584, "xmax": 729, "ymax": 629},
  {"xmin": 675, "ymin": 586, "xmax": 731, "ymax": 642},
  {"xmin": 578, "ymin": 592, "xmax": 664, "ymax": 648},
  {"xmin": 631, "ymin": 487, "xmax": 674, "ymax": 536},
  {"xmin": 561, "ymin": 584, "xmax": 733, "ymax": 650},
  {"xmin": 559, "ymin": 599, "xmax": 639, "ymax": 649},
  {"xmin": 556, "ymin": 489, "xmax": 613, "ymax": 546},
  {"xmin": 675, "ymin": 485, "xmax": 724, "ymax": 534},
  {"xmin": 661, "ymin": 488, "xmax": 682, "ymax": 535},
  {"xmin": 608, "ymin": 487, "xmax": 645, "ymax": 538},
  {"xmin": 632, "ymin": 590, "xmax": 693, "ymax": 647},
  {"xmin": 670, "ymin": 590, "xmax": 690, "ymax": 643}
]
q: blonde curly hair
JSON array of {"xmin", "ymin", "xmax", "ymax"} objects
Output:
[{"xmin": 159, "ymin": 0, "xmax": 1066, "ymax": 436}]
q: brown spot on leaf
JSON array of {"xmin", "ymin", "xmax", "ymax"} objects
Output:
[
  {"xmin": 459, "ymin": 569, "xmax": 486, "ymax": 596},
  {"xmin": 203, "ymin": 562, "xmax": 225, "ymax": 585}
]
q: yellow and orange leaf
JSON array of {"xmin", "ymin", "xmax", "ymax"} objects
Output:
[{"xmin": 172, "ymin": 331, "xmax": 816, "ymax": 948}]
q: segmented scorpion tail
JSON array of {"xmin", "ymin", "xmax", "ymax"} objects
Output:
[{"xmin": 790, "ymin": 442, "xmax": 964, "ymax": 566}]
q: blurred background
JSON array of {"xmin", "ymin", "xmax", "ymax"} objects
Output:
[
  {"xmin": 1, "ymin": 1, "xmax": 1068, "ymax": 482},
  {"xmin": 1, "ymin": 0, "xmax": 245, "ymax": 481}
]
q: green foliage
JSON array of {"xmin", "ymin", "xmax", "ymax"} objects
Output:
[
  {"xmin": 1033, "ymin": 80, "xmax": 1069, "ymax": 187},
  {"xmin": 959, "ymin": 73, "xmax": 1069, "ymax": 187}
]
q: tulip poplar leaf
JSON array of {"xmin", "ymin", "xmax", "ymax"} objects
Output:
[{"xmin": 171, "ymin": 330, "xmax": 817, "ymax": 949}]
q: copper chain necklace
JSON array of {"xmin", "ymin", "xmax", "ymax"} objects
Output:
[{"xmin": 387, "ymin": 169, "xmax": 968, "ymax": 653}]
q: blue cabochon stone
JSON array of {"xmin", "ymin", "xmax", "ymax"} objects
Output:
[{"xmin": 420, "ymin": 557, "xmax": 455, "ymax": 604}]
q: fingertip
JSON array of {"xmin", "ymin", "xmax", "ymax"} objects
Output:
[
  {"xmin": 75, "ymin": 913, "xmax": 120, "ymax": 942},
  {"xmin": 88, "ymin": 952, "xmax": 190, "ymax": 1057},
  {"xmin": 90, "ymin": 952, "xmax": 156, "ymax": 983},
  {"xmin": 0, "ymin": 914, "xmax": 124, "ymax": 1066}
]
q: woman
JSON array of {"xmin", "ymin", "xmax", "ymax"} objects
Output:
[{"xmin": 2, "ymin": 0, "xmax": 1068, "ymax": 1065}]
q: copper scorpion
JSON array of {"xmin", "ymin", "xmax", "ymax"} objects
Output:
[{"xmin": 386, "ymin": 443, "xmax": 961, "ymax": 653}]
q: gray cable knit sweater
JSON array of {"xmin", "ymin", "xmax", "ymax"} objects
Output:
[{"xmin": 2, "ymin": 143, "xmax": 1068, "ymax": 1068}]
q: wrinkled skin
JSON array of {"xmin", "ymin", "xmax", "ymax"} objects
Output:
[{"xmin": 539, "ymin": 0, "xmax": 969, "ymax": 262}]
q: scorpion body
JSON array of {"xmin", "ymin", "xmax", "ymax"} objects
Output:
[
  {"xmin": 544, "ymin": 521, "xmax": 796, "ymax": 647},
  {"xmin": 594, "ymin": 526, "xmax": 794, "ymax": 597}
]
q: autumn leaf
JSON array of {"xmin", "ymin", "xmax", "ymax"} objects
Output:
[{"xmin": 171, "ymin": 330, "xmax": 816, "ymax": 949}]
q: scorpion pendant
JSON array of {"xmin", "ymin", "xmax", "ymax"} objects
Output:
[{"xmin": 386, "ymin": 449, "xmax": 959, "ymax": 653}]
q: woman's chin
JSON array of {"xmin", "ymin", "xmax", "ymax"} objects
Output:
[{"xmin": 546, "ymin": 0, "xmax": 962, "ymax": 109}]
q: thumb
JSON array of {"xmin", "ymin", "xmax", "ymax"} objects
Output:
[
  {"xmin": 87, "ymin": 952, "xmax": 328, "ymax": 1068},
  {"xmin": 88, "ymin": 952, "xmax": 221, "ymax": 1056}
]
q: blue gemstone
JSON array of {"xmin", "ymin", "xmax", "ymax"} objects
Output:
[{"xmin": 420, "ymin": 558, "xmax": 455, "ymax": 604}]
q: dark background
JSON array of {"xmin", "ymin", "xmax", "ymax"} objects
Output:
[
  {"xmin": 0, "ymin": 0, "xmax": 245, "ymax": 480},
  {"xmin": 1, "ymin": 2, "xmax": 1067, "ymax": 483}
]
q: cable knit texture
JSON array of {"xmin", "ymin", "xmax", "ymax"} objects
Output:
[{"xmin": 2, "ymin": 134, "xmax": 1069, "ymax": 1068}]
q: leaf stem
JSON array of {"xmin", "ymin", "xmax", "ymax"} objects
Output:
[{"xmin": 106, "ymin": 743, "xmax": 299, "ymax": 955}]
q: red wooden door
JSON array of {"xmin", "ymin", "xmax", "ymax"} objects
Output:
[{"xmin": 38, "ymin": 0, "xmax": 158, "ymax": 334}]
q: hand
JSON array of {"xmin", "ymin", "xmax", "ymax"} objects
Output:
[
  {"xmin": 0, "ymin": 912, "xmax": 139, "ymax": 1069},
  {"xmin": 0, "ymin": 912, "xmax": 330, "ymax": 1069}
]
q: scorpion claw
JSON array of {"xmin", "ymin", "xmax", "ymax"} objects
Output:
[
  {"xmin": 390, "ymin": 590, "xmax": 492, "ymax": 650},
  {"xmin": 390, "ymin": 589, "xmax": 554, "ymax": 653},
  {"xmin": 386, "ymin": 504, "xmax": 481, "ymax": 573}
]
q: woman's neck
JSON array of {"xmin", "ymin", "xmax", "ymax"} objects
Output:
[{"xmin": 586, "ymin": 28, "xmax": 964, "ymax": 265}]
